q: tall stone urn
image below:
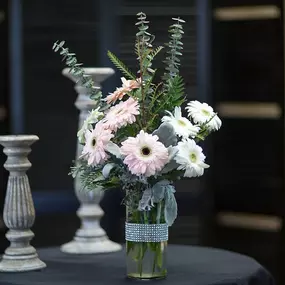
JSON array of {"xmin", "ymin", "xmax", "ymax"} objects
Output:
[
  {"xmin": 60, "ymin": 68, "xmax": 122, "ymax": 254},
  {"xmin": 0, "ymin": 135, "xmax": 46, "ymax": 272}
]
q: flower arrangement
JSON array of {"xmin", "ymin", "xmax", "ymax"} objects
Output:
[{"xmin": 53, "ymin": 12, "xmax": 221, "ymax": 280}]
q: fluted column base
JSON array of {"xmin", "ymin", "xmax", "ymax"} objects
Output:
[
  {"xmin": 0, "ymin": 230, "xmax": 46, "ymax": 272},
  {"xmin": 60, "ymin": 204, "xmax": 122, "ymax": 254},
  {"xmin": 60, "ymin": 237, "xmax": 122, "ymax": 254}
]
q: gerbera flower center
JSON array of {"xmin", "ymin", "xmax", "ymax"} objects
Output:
[
  {"xmin": 178, "ymin": 119, "xmax": 186, "ymax": 126},
  {"xmin": 91, "ymin": 138, "xmax": 96, "ymax": 148},
  {"xmin": 141, "ymin": 146, "xmax": 152, "ymax": 157},
  {"xmin": 116, "ymin": 108, "xmax": 124, "ymax": 115},
  {"xmin": 189, "ymin": 152, "xmax": 197, "ymax": 163},
  {"xmin": 202, "ymin": 109, "xmax": 210, "ymax": 117}
]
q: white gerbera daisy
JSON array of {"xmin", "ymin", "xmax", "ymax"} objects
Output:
[
  {"xmin": 162, "ymin": 107, "xmax": 200, "ymax": 138},
  {"xmin": 174, "ymin": 138, "xmax": 209, "ymax": 177},
  {"xmin": 77, "ymin": 107, "xmax": 103, "ymax": 143},
  {"xmin": 186, "ymin": 100, "xmax": 222, "ymax": 131}
]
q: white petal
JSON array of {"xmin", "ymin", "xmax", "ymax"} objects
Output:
[
  {"xmin": 121, "ymin": 77, "xmax": 127, "ymax": 85},
  {"xmin": 184, "ymin": 167, "xmax": 197, "ymax": 177},
  {"xmin": 174, "ymin": 106, "xmax": 182, "ymax": 118},
  {"xmin": 200, "ymin": 162, "xmax": 210, "ymax": 168}
]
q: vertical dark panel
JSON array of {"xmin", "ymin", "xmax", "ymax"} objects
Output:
[
  {"xmin": 22, "ymin": 0, "xmax": 100, "ymax": 192},
  {"xmin": 0, "ymin": 0, "xmax": 9, "ymax": 252},
  {"xmin": 9, "ymin": 0, "xmax": 24, "ymax": 133},
  {"xmin": 17, "ymin": 0, "xmax": 106, "ymax": 247},
  {"xmin": 98, "ymin": 0, "xmax": 121, "ymax": 94},
  {"xmin": 211, "ymin": 1, "xmax": 283, "ymax": 283},
  {"xmin": 280, "ymin": 2, "xmax": 285, "ymax": 284},
  {"xmin": 197, "ymin": 0, "xmax": 212, "ymax": 103},
  {"xmin": 196, "ymin": 0, "xmax": 215, "ymax": 245}
]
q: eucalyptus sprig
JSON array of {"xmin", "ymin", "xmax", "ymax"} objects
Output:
[
  {"xmin": 52, "ymin": 41, "xmax": 102, "ymax": 101},
  {"xmin": 135, "ymin": 12, "xmax": 156, "ymax": 80},
  {"xmin": 163, "ymin": 17, "xmax": 185, "ymax": 80},
  {"xmin": 135, "ymin": 12, "xmax": 162, "ymax": 127}
]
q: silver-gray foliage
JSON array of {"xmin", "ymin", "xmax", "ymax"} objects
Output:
[{"xmin": 152, "ymin": 122, "xmax": 177, "ymax": 147}]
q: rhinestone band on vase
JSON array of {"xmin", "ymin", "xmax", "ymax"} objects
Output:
[{"xmin": 125, "ymin": 223, "xmax": 168, "ymax": 243}]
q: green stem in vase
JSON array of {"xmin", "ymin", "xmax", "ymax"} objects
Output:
[
  {"xmin": 140, "ymin": 211, "xmax": 149, "ymax": 276},
  {"xmin": 152, "ymin": 243, "xmax": 157, "ymax": 275},
  {"xmin": 156, "ymin": 202, "xmax": 162, "ymax": 224},
  {"xmin": 138, "ymin": 244, "xmax": 143, "ymax": 277},
  {"xmin": 144, "ymin": 211, "xmax": 149, "ymax": 224},
  {"xmin": 127, "ymin": 206, "xmax": 167, "ymax": 279}
]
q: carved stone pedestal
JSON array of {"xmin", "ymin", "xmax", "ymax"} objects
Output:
[
  {"xmin": 60, "ymin": 68, "xmax": 122, "ymax": 254},
  {"xmin": 0, "ymin": 135, "xmax": 46, "ymax": 272}
]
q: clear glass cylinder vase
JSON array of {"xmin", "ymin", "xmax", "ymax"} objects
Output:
[{"xmin": 125, "ymin": 204, "xmax": 168, "ymax": 280}]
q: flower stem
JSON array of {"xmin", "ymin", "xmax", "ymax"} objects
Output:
[
  {"xmin": 156, "ymin": 202, "xmax": 162, "ymax": 224},
  {"xmin": 152, "ymin": 248, "xmax": 157, "ymax": 275},
  {"xmin": 137, "ymin": 38, "xmax": 146, "ymax": 129}
]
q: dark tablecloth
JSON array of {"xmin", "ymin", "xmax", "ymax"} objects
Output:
[{"xmin": 0, "ymin": 245, "xmax": 274, "ymax": 285}]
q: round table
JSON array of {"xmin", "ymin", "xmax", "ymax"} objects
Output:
[{"xmin": 0, "ymin": 245, "xmax": 274, "ymax": 285}]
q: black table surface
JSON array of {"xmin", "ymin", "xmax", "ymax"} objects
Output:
[{"xmin": 0, "ymin": 245, "xmax": 274, "ymax": 285}]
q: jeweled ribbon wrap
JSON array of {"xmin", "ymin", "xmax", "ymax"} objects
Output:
[
  {"xmin": 125, "ymin": 223, "xmax": 168, "ymax": 242},
  {"xmin": 125, "ymin": 181, "xmax": 177, "ymax": 243}
]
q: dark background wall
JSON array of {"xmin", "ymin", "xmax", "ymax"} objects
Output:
[
  {"xmin": 210, "ymin": 0, "xmax": 284, "ymax": 283},
  {"xmin": 1, "ymin": 0, "xmax": 285, "ymax": 284},
  {"xmin": 19, "ymin": 0, "xmax": 206, "ymax": 246}
]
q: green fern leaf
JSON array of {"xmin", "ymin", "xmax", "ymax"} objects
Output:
[
  {"xmin": 166, "ymin": 75, "xmax": 185, "ymax": 106},
  {"xmin": 107, "ymin": 51, "xmax": 136, "ymax": 79},
  {"xmin": 152, "ymin": 75, "xmax": 186, "ymax": 115},
  {"xmin": 150, "ymin": 46, "xmax": 163, "ymax": 59}
]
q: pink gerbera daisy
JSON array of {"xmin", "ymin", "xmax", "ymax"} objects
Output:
[
  {"xmin": 106, "ymin": 87, "xmax": 126, "ymax": 104},
  {"xmin": 105, "ymin": 78, "xmax": 141, "ymax": 104},
  {"xmin": 120, "ymin": 130, "xmax": 169, "ymax": 177},
  {"xmin": 121, "ymin": 77, "xmax": 141, "ymax": 91},
  {"xmin": 81, "ymin": 121, "xmax": 114, "ymax": 166},
  {"xmin": 103, "ymin": 97, "xmax": 140, "ymax": 132}
]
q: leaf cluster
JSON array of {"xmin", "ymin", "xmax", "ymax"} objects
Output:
[
  {"xmin": 135, "ymin": 13, "xmax": 162, "ymax": 82},
  {"xmin": 148, "ymin": 75, "xmax": 185, "ymax": 127},
  {"xmin": 107, "ymin": 51, "xmax": 136, "ymax": 80},
  {"xmin": 52, "ymin": 41, "xmax": 102, "ymax": 101},
  {"xmin": 163, "ymin": 18, "xmax": 185, "ymax": 80},
  {"xmin": 105, "ymin": 15, "xmax": 186, "ymax": 132},
  {"xmin": 55, "ymin": 13, "xmax": 189, "ymax": 194},
  {"xmin": 70, "ymin": 159, "xmax": 120, "ymax": 191}
]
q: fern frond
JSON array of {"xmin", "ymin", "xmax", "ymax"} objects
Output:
[
  {"xmin": 146, "ymin": 75, "xmax": 185, "ymax": 132},
  {"xmin": 151, "ymin": 46, "xmax": 163, "ymax": 59},
  {"xmin": 154, "ymin": 75, "xmax": 186, "ymax": 113},
  {"xmin": 107, "ymin": 51, "xmax": 136, "ymax": 79},
  {"xmin": 71, "ymin": 159, "xmax": 120, "ymax": 191},
  {"xmin": 149, "ymin": 83, "xmax": 163, "ymax": 109},
  {"xmin": 165, "ymin": 75, "xmax": 185, "ymax": 107}
]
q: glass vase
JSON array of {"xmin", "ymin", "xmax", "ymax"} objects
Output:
[{"xmin": 125, "ymin": 203, "xmax": 168, "ymax": 280}]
